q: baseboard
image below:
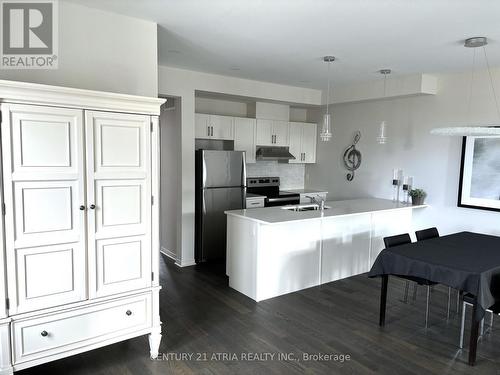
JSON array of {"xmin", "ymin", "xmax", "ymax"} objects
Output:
[
  {"xmin": 160, "ymin": 247, "xmax": 177, "ymax": 262},
  {"xmin": 160, "ymin": 247, "xmax": 196, "ymax": 267},
  {"xmin": 175, "ymin": 259, "xmax": 196, "ymax": 268}
]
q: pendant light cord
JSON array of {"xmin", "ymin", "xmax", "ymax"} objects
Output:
[
  {"xmin": 326, "ymin": 60, "xmax": 331, "ymax": 115},
  {"xmin": 466, "ymin": 48, "xmax": 477, "ymax": 124},
  {"xmin": 383, "ymin": 73, "xmax": 387, "ymax": 97},
  {"xmin": 483, "ymin": 46, "xmax": 500, "ymax": 122}
]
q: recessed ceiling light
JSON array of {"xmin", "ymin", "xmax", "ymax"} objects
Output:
[
  {"xmin": 230, "ymin": 66, "xmax": 241, "ymax": 71},
  {"xmin": 167, "ymin": 49, "xmax": 181, "ymax": 54}
]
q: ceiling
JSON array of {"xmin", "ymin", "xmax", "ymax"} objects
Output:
[{"xmin": 66, "ymin": 0, "xmax": 500, "ymax": 89}]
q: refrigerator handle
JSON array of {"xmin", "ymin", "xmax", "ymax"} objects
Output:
[{"xmin": 241, "ymin": 152, "xmax": 247, "ymax": 186}]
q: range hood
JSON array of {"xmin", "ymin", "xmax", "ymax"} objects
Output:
[{"xmin": 255, "ymin": 146, "xmax": 296, "ymax": 162}]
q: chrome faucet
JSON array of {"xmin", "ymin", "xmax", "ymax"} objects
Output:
[{"xmin": 306, "ymin": 195, "xmax": 325, "ymax": 210}]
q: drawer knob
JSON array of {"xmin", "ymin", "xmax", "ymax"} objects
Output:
[
  {"xmin": 79, "ymin": 205, "xmax": 85, "ymax": 211},
  {"xmin": 89, "ymin": 204, "xmax": 96, "ymax": 210},
  {"xmin": 126, "ymin": 310, "xmax": 132, "ymax": 316},
  {"xmin": 41, "ymin": 330, "xmax": 48, "ymax": 337}
]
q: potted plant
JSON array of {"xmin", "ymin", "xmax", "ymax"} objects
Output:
[{"xmin": 409, "ymin": 188, "xmax": 427, "ymax": 206}]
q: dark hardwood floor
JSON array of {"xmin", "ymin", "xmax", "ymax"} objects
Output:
[{"xmin": 20, "ymin": 254, "xmax": 500, "ymax": 374}]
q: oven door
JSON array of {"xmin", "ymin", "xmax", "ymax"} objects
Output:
[{"xmin": 265, "ymin": 196, "xmax": 300, "ymax": 207}]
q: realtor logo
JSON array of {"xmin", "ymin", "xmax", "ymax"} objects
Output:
[{"xmin": 0, "ymin": 0, "xmax": 58, "ymax": 69}]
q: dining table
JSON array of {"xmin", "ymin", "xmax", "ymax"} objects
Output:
[{"xmin": 368, "ymin": 231, "xmax": 500, "ymax": 366}]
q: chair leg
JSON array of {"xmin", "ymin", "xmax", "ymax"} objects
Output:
[
  {"xmin": 403, "ymin": 280, "xmax": 409, "ymax": 303},
  {"xmin": 460, "ymin": 301, "xmax": 466, "ymax": 349},
  {"xmin": 456, "ymin": 290, "xmax": 460, "ymax": 313},
  {"xmin": 447, "ymin": 286, "xmax": 451, "ymax": 319},
  {"xmin": 413, "ymin": 283, "xmax": 418, "ymax": 301},
  {"xmin": 480, "ymin": 318, "xmax": 484, "ymax": 336},
  {"xmin": 425, "ymin": 285, "xmax": 430, "ymax": 328},
  {"xmin": 490, "ymin": 311, "xmax": 494, "ymax": 330}
]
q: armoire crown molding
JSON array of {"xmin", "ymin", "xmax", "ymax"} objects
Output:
[{"xmin": 0, "ymin": 80, "xmax": 165, "ymax": 115}]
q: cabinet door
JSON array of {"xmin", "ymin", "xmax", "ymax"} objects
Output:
[
  {"xmin": 1, "ymin": 104, "xmax": 86, "ymax": 314},
  {"xmin": 321, "ymin": 215, "xmax": 372, "ymax": 284},
  {"xmin": 272, "ymin": 120, "xmax": 289, "ymax": 146},
  {"xmin": 210, "ymin": 115, "xmax": 234, "ymax": 140},
  {"xmin": 234, "ymin": 117, "xmax": 256, "ymax": 163},
  {"xmin": 195, "ymin": 113, "xmax": 210, "ymax": 139},
  {"xmin": 86, "ymin": 111, "xmax": 152, "ymax": 298},
  {"xmin": 288, "ymin": 122, "xmax": 303, "ymax": 164},
  {"xmin": 302, "ymin": 123, "xmax": 317, "ymax": 163},
  {"xmin": 256, "ymin": 119, "xmax": 273, "ymax": 146}
]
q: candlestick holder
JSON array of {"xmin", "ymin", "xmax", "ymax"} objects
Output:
[{"xmin": 392, "ymin": 179, "xmax": 399, "ymax": 202}]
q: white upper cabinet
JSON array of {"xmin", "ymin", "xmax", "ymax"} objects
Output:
[
  {"xmin": 210, "ymin": 115, "xmax": 234, "ymax": 140},
  {"xmin": 234, "ymin": 117, "xmax": 256, "ymax": 163},
  {"xmin": 288, "ymin": 122, "xmax": 317, "ymax": 164},
  {"xmin": 302, "ymin": 123, "xmax": 317, "ymax": 163},
  {"xmin": 256, "ymin": 119, "xmax": 289, "ymax": 146},
  {"xmin": 195, "ymin": 113, "xmax": 210, "ymax": 139},
  {"xmin": 288, "ymin": 122, "xmax": 303, "ymax": 163},
  {"xmin": 1, "ymin": 104, "xmax": 87, "ymax": 314},
  {"xmin": 195, "ymin": 113, "xmax": 233, "ymax": 140},
  {"xmin": 256, "ymin": 119, "xmax": 273, "ymax": 146}
]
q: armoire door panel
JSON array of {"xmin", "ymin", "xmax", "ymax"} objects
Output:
[
  {"xmin": 86, "ymin": 111, "xmax": 152, "ymax": 299},
  {"xmin": 1, "ymin": 104, "xmax": 86, "ymax": 314},
  {"xmin": 94, "ymin": 179, "xmax": 146, "ymax": 238},
  {"xmin": 13, "ymin": 180, "xmax": 81, "ymax": 248},
  {"xmin": 14, "ymin": 243, "xmax": 86, "ymax": 314},
  {"xmin": 94, "ymin": 236, "xmax": 150, "ymax": 297},
  {"xmin": 90, "ymin": 112, "xmax": 148, "ymax": 175},
  {"xmin": 9, "ymin": 105, "xmax": 82, "ymax": 177}
]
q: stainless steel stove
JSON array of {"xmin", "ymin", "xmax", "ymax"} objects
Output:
[{"xmin": 246, "ymin": 177, "xmax": 300, "ymax": 207}]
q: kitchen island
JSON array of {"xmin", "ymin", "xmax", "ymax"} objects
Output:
[{"xmin": 225, "ymin": 198, "xmax": 426, "ymax": 302}]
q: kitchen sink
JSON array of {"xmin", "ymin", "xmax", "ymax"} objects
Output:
[{"xmin": 282, "ymin": 204, "xmax": 330, "ymax": 212}]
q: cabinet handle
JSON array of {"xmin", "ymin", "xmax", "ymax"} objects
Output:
[
  {"xmin": 89, "ymin": 204, "xmax": 96, "ymax": 210},
  {"xmin": 79, "ymin": 205, "xmax": 85, "ymax": 211},
  {"xmin": 126, "ymin": 310, "xmax": 132, "ymax": 316},
  {"xmin": 211, "ymin": 126, "xmax": 214, "ymax": 137},
  {"xmin": 207, "ymin": 126, "xmax": 210, "ymax": 137},
  {"xmin": 41, "ymin": 330, "xmax": 48, "ymax": 337}
]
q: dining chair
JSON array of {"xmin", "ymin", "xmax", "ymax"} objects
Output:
[
  {"xmin": 459, "ymin": 293, "xmax": 496, "ymax": 348},
  {"xmin": 415, "ymin": 227, "xmax": 457, "ymax": 318},
  {"xmin": 383, "ymin": 233, "xmax": 437, "ymax": 328}
]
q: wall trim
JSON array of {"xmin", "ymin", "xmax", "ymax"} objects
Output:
[{"xmin": 160, "ymin": 247, "xmax": 177, "ymax": 261}]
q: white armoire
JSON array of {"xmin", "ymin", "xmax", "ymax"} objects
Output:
[{"xmin": 0, "ymin": 80, "xmax": 164, "ymax": 374}]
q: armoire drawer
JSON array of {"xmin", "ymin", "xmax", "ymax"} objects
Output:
[{"xmin": 12, "ymin": 293, "xmax": 152, "ymax": 364}]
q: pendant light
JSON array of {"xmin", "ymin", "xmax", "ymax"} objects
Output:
[
  {"xmin": 377, "ymin": 69, "xmax": 391, "ymax": 144},
  {"xmin": 320, "ymin": 56, "xmax": 335, "ymax": 142},
  {"xmin": 431, "ymin": 37, "xmax": 500, "ymax": 136}
]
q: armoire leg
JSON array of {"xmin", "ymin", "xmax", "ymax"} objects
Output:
[{"xmin": 148, "ymin": 327, "xmax": 162, "ymax": 359}]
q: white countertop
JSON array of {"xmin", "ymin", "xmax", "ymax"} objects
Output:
[
  {"xmin": 282, "ymin": 189, "xmax": 328, "ymax": 195},
  {"xmin": 225, "ymin": 198, "xmax": 427, "ymax": 224}
]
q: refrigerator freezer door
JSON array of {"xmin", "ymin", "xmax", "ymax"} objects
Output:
[
  {"xmin": 201, "ymin": 150, "xmax": 246, "ymax": 188},
  {"xmin": 198, "ymin": 187, "xmax": 246, "ymax": 262}
]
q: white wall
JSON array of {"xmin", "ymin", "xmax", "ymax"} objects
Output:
[
  {"xmin": 0, "ymin": 1, "xmax": 158, "ymax": 96},
  {"xmin": 195, "ymin": 97, "xmax": 249, "ymax": 117},
  {"xmin": 306, "ymin": 67, "xmax": 500, "ymax": 236},
  {"xmin": 160, "ymin": 100, "xmax": 181, "ymax": 261},
  {"xmin": 158, "ymin": 65, "xmax": 322, "ymax": 266}
]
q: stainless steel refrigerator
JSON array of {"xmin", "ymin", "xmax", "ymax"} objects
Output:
[{"xmin": 195, "ymin": 150, "xmax": 246, "ymax": 263}]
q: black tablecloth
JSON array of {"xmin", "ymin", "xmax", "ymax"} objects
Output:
[{"xmin": 369, "ymin": 232, "xmax": 500, "ymax": 321}]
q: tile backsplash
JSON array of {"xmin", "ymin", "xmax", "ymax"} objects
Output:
[{"xmin": 246, "ymin": 162, "xmax": 305, "ymax": 190}]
